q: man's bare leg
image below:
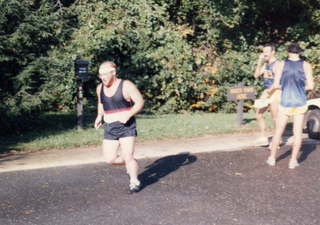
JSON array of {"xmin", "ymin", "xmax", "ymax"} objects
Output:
[
  {"xmin": 102, "ymin": 140, "xmax": 125, "ymax": 165},
  {"xmin": 270, "ymin": 101, "xmax": 279, "ymax": 128},
  {"xmin": 268, "ymin": 100, "xmax": 281, "ymax": 149},
  {"xmin": 119, "ymin": 136, "xmax": 140, "ymax": 189},
  {"xmin": 256, "ymin": 106, "xmax": 269, "ymax": 145}
]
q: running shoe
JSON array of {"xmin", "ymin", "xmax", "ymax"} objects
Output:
[
  {"xmin": 266, "ymin": 157, "xmax": 276, "ymax": 166},
  {"xmin": 129, "ymin": 182, "xmax": 142, "ymax": 194},
  {"xmin": 288, "ymin": 160, "xmax": 299, "ymax": 169}
]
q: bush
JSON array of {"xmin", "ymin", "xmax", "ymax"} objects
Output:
[{"xmin": 1, "ymin": 0, "xmax": 320, "ymax": 135}]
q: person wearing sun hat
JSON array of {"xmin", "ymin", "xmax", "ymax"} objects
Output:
[{"xmin": 267, "ymin": 43, "xmax": 314, "ymax": 169}]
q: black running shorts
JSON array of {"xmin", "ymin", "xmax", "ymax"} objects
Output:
[{"xmin": 103, "ymin": 117, "xmax": 137, "ymax": 140}]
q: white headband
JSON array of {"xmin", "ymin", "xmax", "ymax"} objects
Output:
[{"xmin": 99, "ymin": 67, "xmax": 116, "ymax": 75}]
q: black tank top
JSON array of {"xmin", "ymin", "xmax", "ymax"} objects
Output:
[{"xmin": 100, "ymin": 80, "xmax": 133, "ymax": 113}]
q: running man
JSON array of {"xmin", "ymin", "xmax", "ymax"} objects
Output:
[
  {"xmin": 253, "ymin": 43, "xmax": 281, "ymax": 146},
  {"xmin": 267, "ymin": 43, "xmax": 314, "ymax": 169},
  {"xmin": 94, "ymin": 61, "xmax": 144, "ymax": 192}
]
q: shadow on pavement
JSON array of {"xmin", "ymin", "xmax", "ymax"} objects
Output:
[
  {"xmin": 138, "ymin": 152, "xmax": 197, "ymax": 190},
  {"xmin": 276, "ymin": 143, "xmax": 317, "ymax": 163},
  {"xmin": 299, "ymin": 143, "xmax": 317, "ymax": 163},
  {"xmin": 0, "ymin": 153, "xmax": 27, "ymax": 167}
]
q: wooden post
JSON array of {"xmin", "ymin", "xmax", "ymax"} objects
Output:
[
  {"xmin": 77, "ymin": 80, "xmax": 83, "ymax": 130},
  {"xmin": 227, "ymin": 82, "xmax": 256, "ymax": 128},
  {"xmin": 236, "ymin": 99, "xmax": 244, "ymax": 127},
  {"xmin": 236, "ymin": 82, "xmax": 244, "ymax": 127},
  {"xmin": 75, "ymin": 58, "xmax": 89, "ymax": 130}
]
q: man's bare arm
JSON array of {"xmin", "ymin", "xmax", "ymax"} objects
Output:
[
  {"xmin": 124, "ymin": 80, "xmax": 144, "ymax": 118},
  {"xmin": 96, "ymin": 84, "xmax": 104, "ymax": 115},
  {"xmin": 254, "ymin": 54, "xmax": 266, "ymax": 78}
]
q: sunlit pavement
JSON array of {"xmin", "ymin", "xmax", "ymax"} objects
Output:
[
  {"xmin": 1, "ymin": 143, "xmax": 319, "ymax": 225},
  {"xmin": 0, "ymin": 132, "xmax": 317, "ymax": 173}
]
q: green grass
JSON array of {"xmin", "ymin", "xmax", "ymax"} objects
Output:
[
  {"xmin": 0, "ymin": 111, "xmax": 273, "ymax": 153},
  {"xmin": 137, "ymin": 112, "xmax": 269, "ymax": 139}
]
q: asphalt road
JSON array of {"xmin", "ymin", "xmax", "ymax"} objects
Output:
[{"xmin": 1, "ymin": 144, "xmax": 319, "ymax": 225}]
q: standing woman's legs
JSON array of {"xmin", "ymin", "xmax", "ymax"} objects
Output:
[
  {"xmin": 290, "ymin": 113, "xmax": 305, "ymax": 165},
  {"xmin": 269, "ymin": 109, "xmax": 289, "ymax": 162},
  {"xmin": 119, "ymin": 136, "xmax": 140, "ymax": 185}
]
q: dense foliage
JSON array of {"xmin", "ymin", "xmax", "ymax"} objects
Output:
[{"xmin": 1, "ymin": 0, "xmax": 320, "ymax": 134}]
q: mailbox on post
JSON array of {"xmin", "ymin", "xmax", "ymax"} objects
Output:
[
  {"xmin": 75, "ymin": 59, "xmax": 90, "ymax": 80},
  {"xmin": 74, "ymin": 58, "xmax": 90, "ymax": 130}
]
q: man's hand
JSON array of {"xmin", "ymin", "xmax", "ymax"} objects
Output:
[
  {"xmin": 305, "ymin": 85, "xmax": 313, "ymax": 91},
  {"xmin": 266, "ymin": 86, "xmax": 280, "ymax": 96},
  {"xmin": 254, "ymin": 54, "xmax": 266, "ymax": 78},
  {"xmin": 258, "ymin": 53, "xmax": 265, "ymax": 61},
  {"xmin": 265, "ymin": 88, "xmax": 272, "ymax": 96},
  {"xmin": 94, "ymin": 115, "xmax": 103, "ymax": 129},
  {"xmin": 257, "ymin": 53, "xmax": 267, "ymax": 66}
]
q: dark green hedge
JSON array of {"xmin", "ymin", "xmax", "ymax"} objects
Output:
[{"xmin": 1, "ymin": 0, "xmax": 320, "ymax": 135}]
